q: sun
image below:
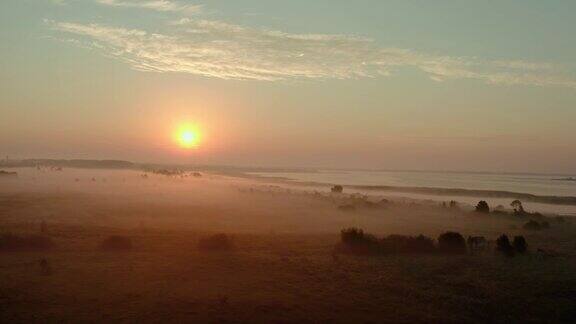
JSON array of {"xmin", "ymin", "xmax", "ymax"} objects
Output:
[{"xmin": 174, "ymin": 124, "xmax": 201, "ymax": 149}]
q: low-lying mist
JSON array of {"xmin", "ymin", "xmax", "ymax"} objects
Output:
[{"xmin": 1, "ymin": 167, "xmax": 530, "ymax": 238}]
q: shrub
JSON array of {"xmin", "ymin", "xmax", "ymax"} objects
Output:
[
  {"xmin": 511, "ymin": 200, "xmax": 525, "ymax": 214},
  {"xmin": 475, "ymin": 201, "xmax": 490, "ymax": 213},
  {"xmin": 496, "ymin": 234, "xmax": 515, "ymax": 257},
  {"xmin": 437, "ymin": 232, "xmax": 466, "ymax": 254},
  {"xmin": 0, "ymin": 234, "xmax": 54, "ymax": 251},
  {"xmin": 380, "ymin": 234, "xmax": 435, "ymax": 254},
  {"xmin": 198, "ymin": 234, "xmax": 234, "ymax": 251},
  {"xmin": 523, "ymin": 220, "xmax": 541, "ymax": 230},
  {"xmin": 339, "ymin": 228, "xmax": 379, "ymax": 254},
  {"xmin": 523, "ymin": 220, "xmax": 550, "ymax": 231},
  {"xmin": 513, "ymin": 236, "xmax": 527, "ymax": 254},
  {"xmin": 331, "ymin": 185, "xmax": 343, "ymax": 193},
  {"xmin": 555, "ymin": 216, "xmax": 566, "ymax": 224},
  {"xmin": 100, "ymin": 235, "xmax": 132, "ymax": 251}
]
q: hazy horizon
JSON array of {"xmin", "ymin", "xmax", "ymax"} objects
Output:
[{"xmin": 2, "ymin": 0, "xmax": 576, "ymax": 173}]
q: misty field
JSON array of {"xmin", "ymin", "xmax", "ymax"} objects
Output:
[{"xmin": 1, "ymin": 169, "xmax": 576, "ymax": 323}]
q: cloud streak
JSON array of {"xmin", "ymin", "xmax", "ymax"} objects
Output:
[
  {"xmin": 50, "ymin": 18, "xmax": 576, "ymax": 88},
  {"xmin": 96, "ymin": 0, "xmax": 202, "ymax": 14}
]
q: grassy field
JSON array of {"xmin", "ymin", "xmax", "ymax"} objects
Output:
[{"xmin": 1, "ymin": 171, "xmax": 576, "ymax": 323}]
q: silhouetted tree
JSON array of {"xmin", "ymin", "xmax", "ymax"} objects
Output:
[
  {"xmin": 513, "ymin": 236, "xmax": 527, "ymax": 254},
  {"xmin": 449, "ymin": 200, "xmax": 458, "ymax": 208},
  {"xmin": 437, "ymin": 232, "xmax": 466, "ymax": 254},
  {"xmin": 475, "ymin": 201, "xmax": 490, "ymax": 213},
  {"xmin": 496, "ymin": 234, "xmax": 514, "ymax": 257},
  {"xmin": 331, "ymin": 185, "xmax": 343, "ymax": 193},
  {"xmin": 380, "ymin": 234, "xmax": 435, "ymax": 254},
  {"xmin": 467, "ymin": 236, "xmax": 487, "ymax": 253},
  {"xmin": 339, "ymin": 228, "xmax": 378, "ymax": 254},
  {"xmin": 511, "ymin": 200, "xmax": 524, "ymax": 214}
]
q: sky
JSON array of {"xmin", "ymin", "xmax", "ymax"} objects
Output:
[{"xmin": 1, "ymin": 0, "xmax": 576, "ymax": 173}]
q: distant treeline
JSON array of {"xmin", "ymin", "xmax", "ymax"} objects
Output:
[
  {"xmin": 351, "ymin": 184, "xmax": 576, "ymax": 206},
  {"xmin": 0, "ymin": 159, "xmax": 134, "ymax": 169}
]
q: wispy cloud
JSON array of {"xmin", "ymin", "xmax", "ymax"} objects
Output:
[
  {"xmin": 95, "ymin": 0, "xmax": 202, "ymax": 14},
  {"xmin": 49, "ymin": 17, "xmax": 576, "ymax": 88}
]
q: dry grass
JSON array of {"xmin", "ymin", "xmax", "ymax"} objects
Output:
[
  {"xmin": 1, "ymin": 174, "xmax": 575, "ymax": 323},
  {"xmin": 1, "ymin": 223, "xmax": 575, "ymax": 323}
]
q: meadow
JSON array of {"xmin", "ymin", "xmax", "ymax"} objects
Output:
[{"xmin": 1, "ymin": 168, "xmax": 575, "ymax": 323}]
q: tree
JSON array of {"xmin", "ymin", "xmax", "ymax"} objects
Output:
[
  {"xmin": 511, "ymin": 200, "xmax": 524, "ymax": 214},
  {"xmin": 475, "ymin": 201, "xmax": 490, "ymax": 213},
  {"xmin": 513, "ymin": 236, "xmax": 527, "ymax": 254},
  {"xmin": 331, "ymin": 185, "xmax": 343, "ymax": 193},
  {"xmin": 496, "ymin": 234, "xmax": 514, "ymax": 257},
  {"xmin": 437, "ymin": 232, "xmax": 466, "ymax": 254}
]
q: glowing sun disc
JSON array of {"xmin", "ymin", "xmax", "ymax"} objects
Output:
[{"xmin": 175, "ymin": 124, "xmax": 201, "ymax": 149}]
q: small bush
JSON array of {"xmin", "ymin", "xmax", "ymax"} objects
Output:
[
  {"xmin": 339, "ymin": 228, "xmax": 379, "ymax": 254},
  {"xmin": 437, "ymin": 232, "xmax": 466, "ymax": 254},
  {"xmin": 511, "ymin": 200, "xmax": 525, "ymax": 214},
  {"xmin": 555, "ymin": 216, "xmax": 566, "ymax": 224},
  {"xmin": 331, "ymin": 185, "xmax": 343, "ymax": 193},
  {"xmin": 523, "ymin": 220, "xmax": 541, "ymax": 230},
  {"xmin": 523, "ymin": 220, "xmax": 550, "ymax": 231},
  {"xmin": 475, "ymin": 201, "xmax": 490, "ymax": 213},
  {"xmin": 198, "ymin": 234, "xmax": 234, "ymax": 252},
  {"xmin": 0, "ymin": 234, "xmax": 54, "ymax": 251},
  {"xmin": 380, "ymin": 234, "xmax": 435, "ymax": 254},
  {"xmin": 513, "ymin": 236, "xmax": 527, "ymax": 254},
  {"xmin": 100, "ymin": 235, "xmax": 132, "ymax": 251},
  {"xmin": 496, "ymin": 234, "xmax": 515, "ymax": 257}
]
